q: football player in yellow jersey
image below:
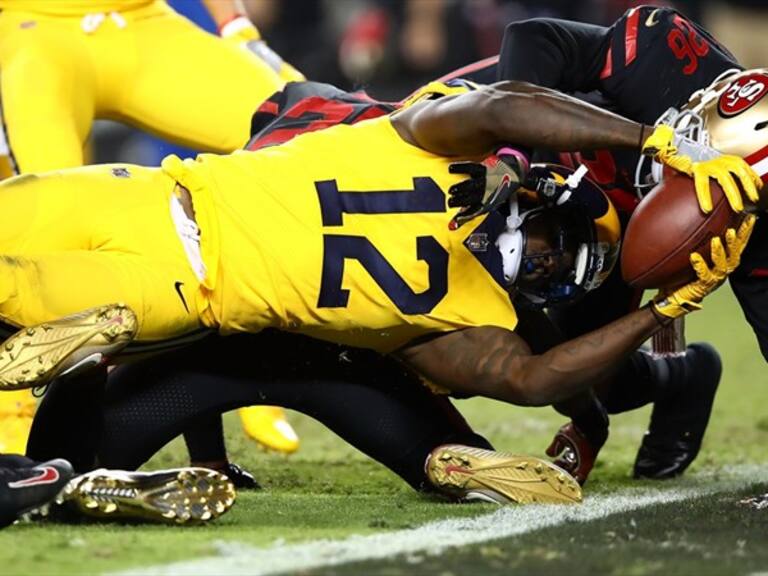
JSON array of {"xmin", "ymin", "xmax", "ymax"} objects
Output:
[
  {"xmin": 0, "ymin": 78, "xmax": 755, "ymax": 382},
  {"xmin": 0, "ymin": 0, "xmax": 302, "ymax": 454},
  {"xmin": 0, "ymin": 81, "xmax": 756, "ymax": 503}
]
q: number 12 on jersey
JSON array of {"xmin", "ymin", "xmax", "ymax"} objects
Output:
[{"xmin": 315, "ymin": 177, "xmax": 449, "ymax": 315}]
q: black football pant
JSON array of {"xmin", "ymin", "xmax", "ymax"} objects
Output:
[
  {"xmin": 27, "ymin": 331, "xmax": 491, "ymax": 491},
  {"xmin": 730, "ymin": 218, "xmax": 768, "ymax": 362}
]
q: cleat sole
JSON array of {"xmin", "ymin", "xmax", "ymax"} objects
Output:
[
  {"xmin": 427, "ymin": 445, "xmax": 582, "ymax": 505},
  {"xmin": 0, "ymin": 304, "xmax": 137, "ymax": 390},
  {"xmin": 60, "ymin": 467, "xmax": 236, "ymax": 525}
]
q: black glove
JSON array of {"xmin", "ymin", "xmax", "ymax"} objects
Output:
[{"xmin": 447, "ymin": 148, "xmax": 529, "ymax": 230}]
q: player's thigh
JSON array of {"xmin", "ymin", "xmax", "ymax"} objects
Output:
[
  {"xmin": 121, "ymin": 11, "xmax": 286, "ymax": 153},
  {"xmin": 0, "ymin": 164, "xmax": 165, "ymax": 253},
  {"xmin": 0, "ymin": 12, "xmax": 94, "ymax": 173},
  {"xmin": 0, "ymin": 250, "xmax": 202, "ymax": 340}
]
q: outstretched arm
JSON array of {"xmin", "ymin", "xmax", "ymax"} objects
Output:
[
  {"xmin": 395, "ymin": 306, "xmax": 660, "ymax": 407},
  {"xmin": 391, "ymin": 81, "xmax": 650, "ymax": 157},
  {"xmin": 396, "ymin": 217, "xmax": 755, "ymax": 407}
]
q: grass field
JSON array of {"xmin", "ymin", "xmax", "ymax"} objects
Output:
[{"xmin": 1, "ymin": 286, "xmax": 768, "ymax": 575}]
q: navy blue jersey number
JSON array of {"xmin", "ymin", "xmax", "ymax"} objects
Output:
[{"xmin": 316, "ymin": 178, "xmax": 448, "ymax": 314}]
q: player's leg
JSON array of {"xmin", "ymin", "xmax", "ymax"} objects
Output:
[
  {"xmin": 729, "ymin": 219, "xmax": 768, "ymax": 361},
  {"xmin": 547, "ymin": 263, "xmax": 722, "ymax": 480},
  {"xmin": 182, "ymin": 415, "xmax": 261, "ymax": 489},
  {"xmin": 0, "ymin": 166, "xmax": 205, "ymax": 389},
  {"xmin": 0, "ymin": 9, "xmax": 96, "ymax": 452},
  {"xmin": 84, "ymin": 333, "xmax": 580, "ymax": 503},
  {"xmin": 113, "ymin": 6, "xmax": 288, "ymax": 153},
  {"xmin": 0, "ymin": 10, "xmax": 94, "ymax": 173}
]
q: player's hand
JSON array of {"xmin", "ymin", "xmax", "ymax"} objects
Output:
[
  {"xmin": 642, "ymin": 125, "xmax": 762, "ymax": 213},
  {"xmin": 219, "ymin": 16, "xmax": 304, "ymax": 82},
  {"xmin": 447, "ymin": 149, "xmax": 528, "ymax": 230},
  {"xmin": 652, "ymin": 215, "xmax": 756, "ymax": 319},
  {"xmin": 545, "ymin": 422, "xmax": 604, "ymax": 485},
  {"xmin": 692, "ymin": 156, "xmax": 762, "ymax": 213}
]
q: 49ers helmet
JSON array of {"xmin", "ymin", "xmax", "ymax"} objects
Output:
[{"xmin": 641, "ymin": 68, "xmax": 768, "ymax": 208}]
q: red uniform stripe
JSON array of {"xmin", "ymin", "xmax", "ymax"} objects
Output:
[
  {"xmin": 259, "ymin": 101, "xmax": 279, "ymax": 115},
  {"xmin": 745, "ymin": 144, "xmax": 768, "ymax": 166},
  {"xmin": 436, "ymin": 56, "xmax": 499, "ymax": 83},
  {"xmin": 600, "ymin": 46, "xmax": 613, "ymax": 79},
  {"xmin": 749, "ymin": 268, "xmax": 768, "ymax": 278},
  {"xmin": 624, "ymin": 8, "xmax": 640, "ymax": 66}
]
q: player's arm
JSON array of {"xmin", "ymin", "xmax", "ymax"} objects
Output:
[
  {"xmin": 395, "ymin": 218, "xmax": 755, "ymax": 405},
  {"xmin": 395, "ymin": 308, "xmax": 659, "ymax": 406},
  {"xmin": 202, "ymin": 0, "xmax": 304, "ymax": 82},
  {"xmin": 391, "ymin": 81, "xmax": 650, "ymax": 157},
  {"xmin": 396, "ymin": 83, "xmax": 761, "ymax": 222}
]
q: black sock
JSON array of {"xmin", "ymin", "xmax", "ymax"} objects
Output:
[
  {"xmin": 571, "ymin": 399, "xmax": 609, "ymax": 447},
  {"xmin": 183, "ymin": 415, "xmax": 228, "ymax": 465}
]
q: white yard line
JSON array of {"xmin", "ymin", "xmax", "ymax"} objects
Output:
[{"xmin": 114, "ymin": 465, "xmax": 767, "ymax": 576}]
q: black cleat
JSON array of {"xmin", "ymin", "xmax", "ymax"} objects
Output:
[
  {"xmin": 633, "ymin": 343, "xmax": 721, "ymax": 479},
  {"xmin": 0, "ymin": 458, "xmax": 74, "ymax": 527},
  {"xmin": 222, "ymin": 462, "xmax": 261, "ymax": 490}
]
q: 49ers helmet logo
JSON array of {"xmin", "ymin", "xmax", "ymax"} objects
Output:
[{"xmin": 718, "ymin": 73, "xmax": 768, "ymax": 117}]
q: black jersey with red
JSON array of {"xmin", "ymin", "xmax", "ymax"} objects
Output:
[
  {"xmin": 245, "ymin": 82, "xmax": 394, "ymax": 151},
  {"xmin": 497, "ymin": 5, "xmax": 741, "ymax": 213}
]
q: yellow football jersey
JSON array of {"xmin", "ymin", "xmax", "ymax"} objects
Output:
[
  {"xmin": 164, "ymin": 115, "xmax": 518, "ymax": 352},
  {"xmin": 0, "ymin": 0, "xmax": 153, "ymax": 15}
]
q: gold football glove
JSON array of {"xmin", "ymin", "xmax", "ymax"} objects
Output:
[
  {"xmin": 642, "ymin": 125, "xmax": 762, "ymax": 213},
  {"xmin": 652, "ymin": 215, "xmax": 756, "ymax": 319}
]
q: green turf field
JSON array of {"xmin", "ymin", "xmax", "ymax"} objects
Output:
[{"xmin": 1, "ymin": 286, "xmax": 767, "ymax": 575}]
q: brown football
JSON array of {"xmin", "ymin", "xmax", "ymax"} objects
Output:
[{"xmin": 621, "ymin": 170, "xmax": 745, "ymax": 289}]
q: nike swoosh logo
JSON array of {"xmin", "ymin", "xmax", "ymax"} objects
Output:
[
  {"xmin": 8, "ymin": 467, "xmax": 60, "ymax": 488},
  {"xmin": 645, "ymin": 8, "xmax": 661, "ymax": 27},
  {"xmin": 174, "ymin": 281, "xmax": 190, "ymax": 314}
]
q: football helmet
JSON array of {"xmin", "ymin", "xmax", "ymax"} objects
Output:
[
  {"xmin": 496, "ymin": 163, "xmax": 621, "ymax": 307},
  {"xmin": 637, "ymin": 67, "xmax": 768, "ymax": 209}
]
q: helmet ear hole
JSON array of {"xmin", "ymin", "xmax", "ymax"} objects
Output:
[{"xmin": 755, "ymin": 120, "xmax": 768, "ymax": 131}]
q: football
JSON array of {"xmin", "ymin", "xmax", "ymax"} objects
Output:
[{"xmin": 621, "ymin": 170, "xmax": 746, "ymax": 289}]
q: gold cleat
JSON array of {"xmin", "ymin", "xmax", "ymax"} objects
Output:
[
  {"xmin": 57, "ymin": 467, "xmax": 236, "ymax": 525},
  {"xmin": 0, "ymin": 304, "xmax": 137, "ymax": 390},
  {"xmin": 426, "ymin": 444, "xmax": 582, "ymax": 505}
]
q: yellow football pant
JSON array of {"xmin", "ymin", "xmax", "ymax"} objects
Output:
[
  {"xmin": 0, "ymin": 0, "xmax": 291, "ymax": 173},
  {"xmin": 0, "ymin": 165, "xmax": 203, "ymax": 340}
]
